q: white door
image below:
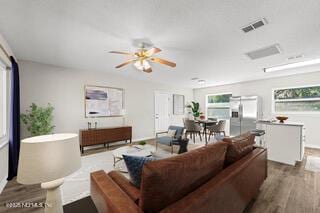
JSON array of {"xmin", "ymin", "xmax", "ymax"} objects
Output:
[{"xmin": 155, "ymin": 92, "xmax": 170, "ymax": 133}]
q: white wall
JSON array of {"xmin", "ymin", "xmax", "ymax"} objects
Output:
[
  {"xmin": 0, "ymin": 63, "xmax": 8, "ymax": 193},
  {"xmin": 19, "ymin": 61, "xmax": 193, "ymax": 142},
  {"xmin": 0, "ymin": 33, "xmax": 15, "ymax": 193},
  {"xmin": 194, "ymin": 72, "xmax": 320, "ymax": 148}
]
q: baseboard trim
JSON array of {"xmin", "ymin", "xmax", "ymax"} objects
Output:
[
  {"xmin": 83, "ymin": 136, "xmax": 156, "ymax": 151},
  {"xmin": 0, "ymin": 177, "xmax": 7, "ymax": 194},
  {"xmin": 305, "ymin": 144, "xmax": 320, "ymax": 149}
]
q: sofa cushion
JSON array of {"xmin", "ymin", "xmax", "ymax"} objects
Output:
[
  {"xmin": 157, "ymin": 136, "xmax": 173, "ymax": 145},
  {"xmin": 167, "ymin": 129, "xmax": 176, "ymax": 137},
  {"xmin": 108, "ymin": 171, "xmax": 140, "ymax": 203},
  {"xmin": 123, "ymin": 155, "xmax": 156, "ymax": 188},
  {"xmin": 139, "ymin": 142, "xmax": 228, "ymax": 212},
  {"xmin": 223, "ymin": 132, "xmax": 255, "ymax": 166},
  {"xmin": 168, "ymin": 125, "xmax": 185, "ymax": 139}
]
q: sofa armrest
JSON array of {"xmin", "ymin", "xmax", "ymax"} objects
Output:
[
  {"xmin": 108, "ymin": 171, "xmax": 140, "ymax": 203},
  {"xmin": 156, "ymin": 131, "xmax": 168, "ymax": 138},
  {"xmin": 161, "ymin": 148, "xmax": 267, "ymax": 213},
  {"xmin": 91, "ymin": 170, "xmax": 142, "ymax": 213}
]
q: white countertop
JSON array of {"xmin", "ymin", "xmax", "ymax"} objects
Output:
[{"xmin": 257, "ymin": 120, "xmax": 304, "ymax": 127}]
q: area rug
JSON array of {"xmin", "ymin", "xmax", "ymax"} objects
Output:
[
  {"xmin": 63, "ymin": 196, "xmax": 97, "ymax": 213},
  {"xmin": 305, "ymin": 156, "xmax": 320, "ymax": 172},
  {"xmin": 61, "ymin": 146, "xmax": 171, "ymax": 205}
]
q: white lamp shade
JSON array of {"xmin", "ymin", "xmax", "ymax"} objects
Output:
[{"xmin": 17, "ymin": 133, "xmax": 81, "ymax": 184}]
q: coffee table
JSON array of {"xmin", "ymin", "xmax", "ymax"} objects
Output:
[{"xmin": 112, "ymin": 144, "xmax": 156, "ymax": 169}]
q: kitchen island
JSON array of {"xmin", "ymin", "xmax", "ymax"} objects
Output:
[{"xmin": 257, "ymin": 120, "xmax": 305, "ymax": 166}]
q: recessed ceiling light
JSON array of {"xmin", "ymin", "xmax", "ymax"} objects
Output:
[
  {"xmin": 264, "ymin": 58, "xmax": 320, "ymax": 73},
  {"xmin": 191, "ymin": 77, "xmax": 199, "ymax": 81},
  {"xmin": 198, "ymin": 80, "xmax": 206, "ymax": 84}
]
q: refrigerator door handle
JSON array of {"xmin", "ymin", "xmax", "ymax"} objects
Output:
[{"xmin": 239, "ymin": 103, "xmax": 243, "ymax": 134}]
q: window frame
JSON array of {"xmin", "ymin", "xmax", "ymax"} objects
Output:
[
  {"xmin": 205, "ymin": 92, "xmax": 232, "ymax": 118},
  {"xmin": 272, "ymin": 84, "xmax": 320, "ymax": 115}
]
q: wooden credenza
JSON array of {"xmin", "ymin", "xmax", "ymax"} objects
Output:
[{"xmin": 79, "ymin": 126, "xmax": 132, "ymax": 153}]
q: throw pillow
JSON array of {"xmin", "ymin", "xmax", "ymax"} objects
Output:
[
  {"xmin": 167, "ymin": 129, "xmax": 176, "ymax": 137},
  {"xmin": 223, "ymin": 132, "xmax": 255, "ymax": 165},
  {"xmin": 123, "ymin": 155, "xmax": 156, "ymax": 187}
]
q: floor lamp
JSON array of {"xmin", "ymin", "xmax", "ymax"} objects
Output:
[{"xmin": 17, "ymin": 133, "xmax": 81, "ymax": 213}]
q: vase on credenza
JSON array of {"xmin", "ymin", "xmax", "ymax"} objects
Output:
[{"xmin": 87, "ymin": 121, "xmax": 97, "ymax": 130}]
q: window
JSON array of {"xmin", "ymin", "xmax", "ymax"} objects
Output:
[
  {"xmin": 273, "ymin": 85, "xmax": 320, "ymax": 113},
  {"xmin": 0, "ymin": 61, "xmax": 7, "ymax": 139},
  {"xmin": 206, "ymin": 93, "xmax": 232, "ymax": 119}
]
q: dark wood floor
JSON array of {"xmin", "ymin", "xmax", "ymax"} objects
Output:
[{"xmin": 0, "ymin": 143, "xmax": 319, "ymax": 213}]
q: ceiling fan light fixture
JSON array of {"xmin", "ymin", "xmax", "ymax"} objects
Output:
[
  {"xmin": 110, "ymin": 46, "xmax": 175, "ymax": 73},
  {"xmin": 134, "ymin": 60, "xmax": 151, "ymax": 71}
]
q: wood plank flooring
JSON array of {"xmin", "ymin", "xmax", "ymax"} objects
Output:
[
  {"xmin": 248, "ymin": 148, "xmax": 320, "ymax": 213},
  {"xmin": 0, "ymin": 141, "xmax": 319, "ymax": 213}
]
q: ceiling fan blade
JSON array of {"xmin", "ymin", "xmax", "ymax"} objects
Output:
[
  {"xmin": 115, "ymin": 60, "xmax": 135, "ymax": 68},
  {"xmin": 151, "ymin": 57, "xmax": 176, "ymax": 67},
  {"xmin": 109, "ymin": 51, "xmax": 136, "ymax": 56},
  {"xmin": 145, "ymin": 47, "xmax": 161, "ymax": 56},
  {"xmin": 144, "ymin": 67, "xmax": 153, "ymax": 73}
]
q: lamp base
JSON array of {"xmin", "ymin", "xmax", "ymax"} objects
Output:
[{"xmin": 41, "ymin": 178, "xmax": 64, "ymax": 213}]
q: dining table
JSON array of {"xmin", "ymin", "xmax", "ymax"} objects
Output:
[{"xmin": 195, "ymin": 119, "xmax": 217, "ymax": 145}]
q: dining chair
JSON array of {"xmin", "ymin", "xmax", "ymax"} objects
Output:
[
  {"xmin": 203, "ymin": 117, "xmax": 218, "ymax": 136},
  {"xmin": 208, "ymin": 120, "xmax": 226, "ymax": 140},
  {"xmin": 184, "ymin": 119, "xmax": 202, "ymax": 143}
]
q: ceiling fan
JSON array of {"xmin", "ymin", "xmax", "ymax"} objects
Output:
[{"xmin": 109, "ymin": 46, "xmax": 176, "ymax": 73}]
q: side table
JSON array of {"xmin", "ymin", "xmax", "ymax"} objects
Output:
[{"xmin": 178, "ymin": 138, "xmax": 189, "ymax": 154}]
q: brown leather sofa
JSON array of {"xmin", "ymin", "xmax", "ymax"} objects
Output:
[{"xmin": 91, "ymin": 132, "xmax": 267, "ymax": 213}]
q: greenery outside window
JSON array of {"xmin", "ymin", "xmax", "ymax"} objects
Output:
[
  {"xmin": 207, "ymin": 94, "xmax": 232, "ymax": 104},
  {"xmin": 273, "ymin": 85, "xmax": 320, "ymax": 113},
  {"xmin": 206, "ymin": 93, "xmax": 232, "ymax": 119}
]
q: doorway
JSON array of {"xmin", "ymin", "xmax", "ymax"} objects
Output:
[{"xmin": 154, "ymin": 92, "xmax": 170, "ymax": 133}]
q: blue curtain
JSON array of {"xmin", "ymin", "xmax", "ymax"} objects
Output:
[{"xmin": 7, "ymin": 56, "xmax": 20, "ymax": 180}]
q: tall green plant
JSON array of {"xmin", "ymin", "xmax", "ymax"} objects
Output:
[
  {"xmin": 187, "ymin": 101, "xmax": 200, "ymax": 118},
  {"xmin": 21, "ymin": 103, "xmax": 55, "ymax": 136}
]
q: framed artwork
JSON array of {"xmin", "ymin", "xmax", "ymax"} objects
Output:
[
  {"xmin": 173, "ymin": 94, "xmax": 185, "ymax": 115},
  {"xmin": 85, "ymin": 85, "xmax": 124, "ymax": 117}
]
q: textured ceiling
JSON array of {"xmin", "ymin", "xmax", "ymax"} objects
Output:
[{"xmin": 1, "ymin": 0, "xmax": 320, "ymax": 88}]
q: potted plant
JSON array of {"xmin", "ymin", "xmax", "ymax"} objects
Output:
[
  {"xmin": 21, "ymin": 103, "xmax": 55, "ymax": 136},
  {"xmin": 138, "ymin": 141, "xmax": 146, "ymax": 146},
  {"xmin": 199, "ymin": 112, "xmax": 205, "ymax": 120},
  {"xmin": 186, "ymin": 101, "xmax": 201, "ymax": 119}
]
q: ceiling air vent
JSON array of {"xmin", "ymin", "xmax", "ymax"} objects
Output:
[
  {"xmin": 241, "ymin": 18, "xmax": 268, "ymax": 33},
  {"xmin": 246, "ymin": 44, "xmax": 281, "ymax": 60}
]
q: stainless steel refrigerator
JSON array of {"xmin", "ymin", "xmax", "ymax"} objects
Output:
[{"xmin": 230, "ymin": 96, "xmax": 261, "ymax": 136}]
